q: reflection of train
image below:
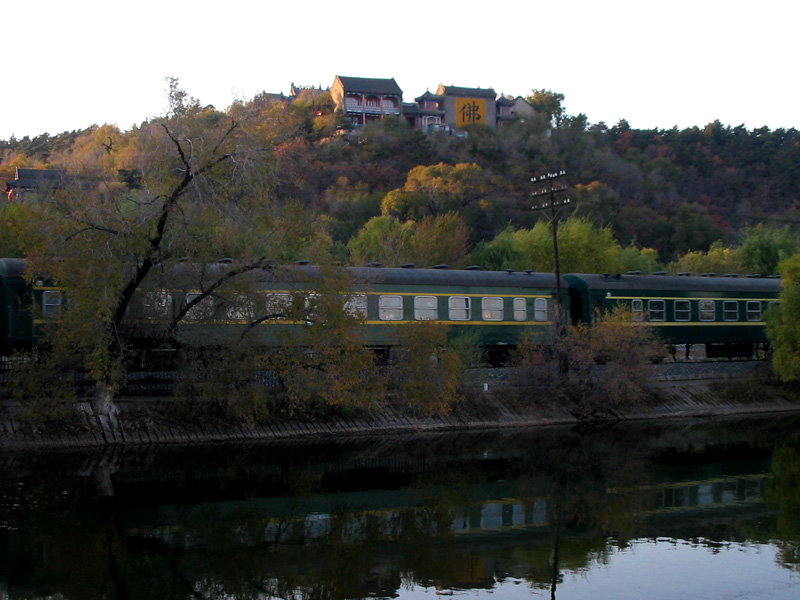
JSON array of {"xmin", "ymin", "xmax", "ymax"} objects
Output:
[{"xmin": 0, "ymin": 258, "xmax": 783, "ymax": 359}]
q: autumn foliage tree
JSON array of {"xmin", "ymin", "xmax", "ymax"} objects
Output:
[
  {"xmin": 468, "ymin": 217, "xmax": 623, "ymax": 273},
  {"xmin": 667, "ymin": 241, "xmax": 742, "ymax": 275},
  {"xmin": 8, "ymin": 79, "xmax": 332, "ymax": 413},
  {"xmin": 512, "ymin": 307, "xmax": 664, "ymax": 418},
  {"xmin": 385, "ymin": 322, "xmax": 463, "ymax": 417},
  {"xmin": 381, "ymin": 162, "xmax": 490, "ymax": 221},
  {"xmin": 266, "ymin": 290, "xmax": 381, "ymax": 417},
  {"xmin": 347, "ymin": 213, "xmax": 469, "ymax": 267},
  {"xmin": 767, "ymin": 254, "xmax": 800, "ymax": 382},
  {"xmin": 739, "ymin": 224, "xmax": 798, "ymax": 277}
]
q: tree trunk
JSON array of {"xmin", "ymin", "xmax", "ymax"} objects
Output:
[{"xmin": 91, "ymin": 384, "xmax": 120, "ymax": 435}]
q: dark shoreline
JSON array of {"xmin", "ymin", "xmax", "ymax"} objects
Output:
[{"xmin": 2, "ymin": 361, "xmax": 799, "ymax": 450}]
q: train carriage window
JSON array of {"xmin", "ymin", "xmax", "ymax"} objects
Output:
[
  {"xmin": 227, "ymin": 295, "xmax": 254, "ymax": 320},
  {"xmin": 344, "ymin": 294, "xmax": 368, "ymax": 319},
  {"xmin": 768, "ymin": 300, "xmax": 780, "ymax": 313},
  {"xmin": 699, "ymin": 300, "xmax": 716, "ymax": 321},
  {"xmin": 723, "ymin": 301, "xmax": 739, "ymax": 321},
  {"xmin": 265, "ymin": 293, "xmax": 292, "ymax": 318},
  {"xmin": 299, "ymin": 293, "xmax": 323, "ymax": 325},
  {"xmin": 631, "ymin": 299, "xmax": 644, "ymax": 322},
  {"xmin": 482, "ymin": 297, "xmax": 503, "ymax": 321},
  {"xmin": 674, "ymin": 299, "xmax": 691, "ymax": 322},
  {"xmin": 143, "ymin": 291, "xmax": 172, "ymax": 319},
  {"xmin": 448, "ymin": 296, "xmax": 471, "ymax": 320},
  {"xmin": 534, "ymin": 298, "xmax": 548, "ymax": 322},
  {"xmin": 42, "ymin": 290, "xmax": 62, "ymax": 318},
  {"xmin": 746, "ymin": 301, "xmax": 762, "ymax": 322},
  {"xmin": 647, "ymin": 299, "xmax": 666, "ymax": 322},
  {"xmin": 414, "ymin": 296, "xmax": 437, "ymax": 320},
  {"xmin": 513, "ymin": 298, "xmax": 527, "ymax": 321},
  {"xmin": 184, "ymin": 292, "xmax": 214, "ymax": 320},
  {"xmin": 379, "ymin": 295, "xmax": 403, "ymax": 321}
]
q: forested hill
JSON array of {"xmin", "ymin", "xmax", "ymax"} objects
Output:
[{"xmin": 1, "ymin": 91, "xmax": 799, "ymax": 264}]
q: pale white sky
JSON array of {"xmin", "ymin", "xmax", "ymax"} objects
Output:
[{"xmin": 2, "ymin": 0, "xmax": 796, "ymax": 140}]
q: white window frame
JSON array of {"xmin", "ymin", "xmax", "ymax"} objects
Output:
[
  {"xmin": 746, "ymin": 301, "xmax": 762, "ymax": 322},
  {"xmin": 631, "ymin": 299, "xmax": 644, "ymax": 322},
  {"xmin": 513, "ymin": 298, "xmax": 527, "ymax": 321},
  {"xmin": 674, "ymin": 299, "xmax": 691, "ymax": 322},
  {"xmin": 448, "ymin": 296, "xmax": 471, "ymax": 321},
  {"xmin": 723, "ymin": 300, "xmax": 739, "ymax": 322},
  {"xmin": 481, "ymin": 297, "xmax": 503, "ymax": 321},
  {"xmin": 414, "ymin": 295, "xmax": 438, "ymax": 320},
  {"xmin": 699, "ymin": 300, "xmax": 716, "ymax": 322},
  {"xmin": 379, "ymin": 295, "xmax": 403, "ymax": 321},
  {"xmin": 42, "ymin": 290, "xmax": 61, "ymax": 318},
  {"xmin": 534, "ymin": 298, "xmax": 548, "ymax": 322},
  {"xmin": 647, "ymin": 299, "xmax": 666, "ymax": 322}
]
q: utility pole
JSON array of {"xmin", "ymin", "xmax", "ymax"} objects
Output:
[{"xmin": 530, "ymin": 170, "xmax": 572, "ymax": 374}]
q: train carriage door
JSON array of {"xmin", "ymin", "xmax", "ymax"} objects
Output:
[
  {"xmin": 534, "ymin": 298, "xmax": 548, "ymax": 322},
  {"xmin": 631, "ymin": 299, "xmax": 644, "ymax": 322},
  {"xmin": 647, "ymin": 299, "xmax": 666, "ymax": 322},
  {"xmin": 593, "ymin": 295, "xmax": 604, "ymax": 318},
  {"xmin": 513, "ymin": 298, "xmax": 527, "ymax": 321},
  {"xmin": 10, "ymin": 287, "xmax": 34, "ymax": 349},
  {"xmin": 0, "ymin": 282, "xmax": 6, "ymax": 350}
]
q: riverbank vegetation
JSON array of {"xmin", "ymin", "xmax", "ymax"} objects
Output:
[{"xmin": 507, "ymin": 307, "xmax": 666, "ymax": 419}]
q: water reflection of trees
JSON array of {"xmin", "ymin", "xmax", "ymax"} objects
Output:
[
  {"xmin": 1, "ymin": 418, "xmax": 799, "ymax": 599},
  {"xmin": 765, "ymin": 446, "xmax": 800, "ymax": 571}
]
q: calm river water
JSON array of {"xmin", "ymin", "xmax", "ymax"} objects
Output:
[{"xmin": 2, "ymin": 415, "xmax": 800, "ymax": 599}]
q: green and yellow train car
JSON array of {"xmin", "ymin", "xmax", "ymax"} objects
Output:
[
  {"xmin": 118, "ymin": 264, "xmax": 564, "ymax": 358},
  {"xmin": 564, "ymin": 272, "xmax": 782, "ymax": 358},
  {"xmin": 339, "ymin": 266, "xmax": 561, "ymax": 351}
]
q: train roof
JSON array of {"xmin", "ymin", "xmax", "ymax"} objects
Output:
[
  {"xmin": 0, "ymin": 258, "xmax": 27, "ymax": 279},
  {"xmin": 564, "ymin": 272, "xmax": 783, "ymax": 294},
  {"xmin": 90, "ymin": 260, "xmax": 561, "ymax": 291},
  {"xmin": 344, "ymin": 266, "xmax": 559, "ymax": 289}
]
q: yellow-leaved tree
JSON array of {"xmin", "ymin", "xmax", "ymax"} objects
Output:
[
  {"xmin": 767, "ymin": 254, "xmax": 800, "ymax": 381},
  {"xmin": 8, "ymin": 78, "xmax": 333, "ymax": 418}
]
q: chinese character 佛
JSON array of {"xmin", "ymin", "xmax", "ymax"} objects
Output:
[{"xmin": 460, "ymin": 102, "xmax": 482, "ymax": 124}]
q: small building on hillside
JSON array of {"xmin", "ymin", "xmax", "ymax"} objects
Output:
[
  {"xmin": 330, "ymin": 76, "xmax": 403, "ymax": 128},
  {"xmin": 411, "ymin": 91, "xmax": 447, "ymax": 132},
  {"xmin": 496, "ymin": 95, "xmax": 536, "ymax": 126},
  {"xmin": 4, "ymin": 168, "xmax": 67, "ymax": 202},
  {"xmin": 435, "ymin": 84, "xmax": 498, "ymax": 131}
]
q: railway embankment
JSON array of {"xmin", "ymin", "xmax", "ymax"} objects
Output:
[{"xmin": 1, "ymin": 361, "xmax": 799, "ymax": 450}]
